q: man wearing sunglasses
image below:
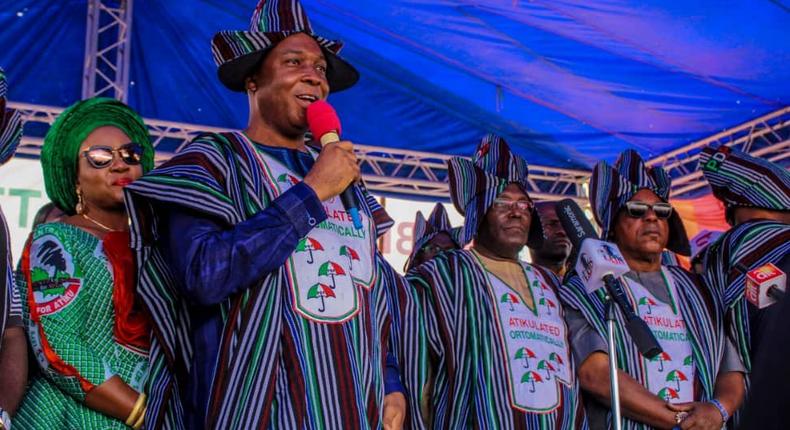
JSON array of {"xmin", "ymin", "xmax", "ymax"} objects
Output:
[
  {"xmin": 560, "ymin": 150, "xmax": 745, "ymax": 430},
  {"xmin": 394, "ymin": 134, "xmax": 586, "ymax": 429},
  {"xmin": 696, "ymin": 146, "xmax": 790, "ymax": 427}
]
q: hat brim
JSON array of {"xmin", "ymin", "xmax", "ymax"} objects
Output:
[
  {"xmin": 216, "ymin": 32, "xmax": 359, "ymax": 93},
  {"xmin": 666, "ymin": 210, "xmax": 691, "ymax": 256}
]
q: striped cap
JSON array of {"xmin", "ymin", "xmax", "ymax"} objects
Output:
[
  {"xmin": 699, "ymin": 145, "xmax": 790, "ymax": 213},
  {"xmin": 211, "ymin": 0, "xmax": 359, "ymax": 92},
  {"xmin": 590, "ymin": 149, "xmax": 691, "ymax": 255},
  {"xmin": 0, "ymin": 68, "xmax": 22, "ymax": 166},
  {"xmin": 448, "ymin": 133, "xmax": 543, "ymax": 248},
  {"xmin": 404, "ymin": 203, "xmax": 463, "ymax": 271}
]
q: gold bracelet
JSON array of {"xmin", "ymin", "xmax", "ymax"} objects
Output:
[
  {"xmin": 125, "ymin": 393, "xmax": 147, "ymax": 426},
  {"xmin": 132, "ymin": 407, "xmax": 146, "ymax": 430}
]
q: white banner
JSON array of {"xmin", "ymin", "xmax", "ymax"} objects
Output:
[{"xmin": 0, "ymin": 158, "xmax": 50, "ymax": 261}]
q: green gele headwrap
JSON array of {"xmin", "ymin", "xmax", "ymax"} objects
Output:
[{"xmin": 41, "ymin": 97, "xmax": 154, "ymax": 214}]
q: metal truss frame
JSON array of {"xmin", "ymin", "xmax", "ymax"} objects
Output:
[
  {"xmin": 646, "ymin": 106, "xmax": 790, "ymax": 197},
  {"xmin": 11, "ymin": 101, "xmax": 789, "ymax": 201},
  {"xmin": 81, "ymin": 0, "xmax": 134, "ymax": 101},
  {"xmin": 13, "ymin": 99, "xmax": 789, "ymax": 201},
  {"xmin": 9, "ymin": 101, "xmax": 591, "ymax": 202}
]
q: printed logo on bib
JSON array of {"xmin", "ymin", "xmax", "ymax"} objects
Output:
[
  {"xmin": 487, "ymin": 265, "xmax": 573, "ymax": 414},
  {"xmin": 254, "ymin": 145, "xmax": 377, "ymax": 323},
  {"xmin": 277, "ymin": 173, "xmax": 300, "ymax": 186},
  {"xmin": 29, "ymin": 235, "xmax": 83, "ymax": 316},
  {"xmin": 296, "ymin": 237, "xmax": 325, "ymax": 264},
  {"xmin": 637, "ymin": 296, "xmax": 658, "ymax": 314},
  {"xmin": 626, "ymin": 273, "xmax": 695, "ymax": 403}
]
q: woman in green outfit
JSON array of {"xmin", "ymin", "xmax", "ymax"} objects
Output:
[{"xmin": 15, "ymin": 98, "xmax": 154, "ymax": 429}]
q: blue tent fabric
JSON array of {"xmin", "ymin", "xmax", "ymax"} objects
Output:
[{"xmin": 1, "ymin": 0, "xmax": 788, "ymax": 169}]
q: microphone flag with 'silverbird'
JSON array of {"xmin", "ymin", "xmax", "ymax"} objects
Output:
[
  {"xmin": 306, "ymin": 100, "xmax": 363, "ymax": 230},
  {"xmin": 556, "ymin": 199, "xmax": 662, "ymax": 359}
]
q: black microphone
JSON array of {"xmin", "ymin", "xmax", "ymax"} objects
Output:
[{"xmin": 556, "ymin": 199, "xmax": 662, "ymax": 359}]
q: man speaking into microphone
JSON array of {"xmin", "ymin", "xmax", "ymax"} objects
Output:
[
  {"xmin": 124, "ymin": 1, "xmax": 405, "ymax": 428},
  {"xmin": 559, "ymin": 150, "xmax": 745, "ymax": 429}
]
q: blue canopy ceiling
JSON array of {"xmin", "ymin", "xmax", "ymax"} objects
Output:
[{"xmin": 1, "ymin": 0, "xmax": 788, "ymax": 169}]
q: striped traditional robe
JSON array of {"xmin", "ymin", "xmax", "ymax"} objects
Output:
[
  {"xmin": 125, "ymin": 132, "xmax": 397, "ymax": 429},
  {"xmin": 560, "ymin": 266, "xmax": 725, "ymax": 430},
  {"xmin": 396, "ymin": 249, "xmax": 587, "ymax": 429},
  {"xmin": 701, "ymin": 220, "xmax": 790, "ymax": 371}
]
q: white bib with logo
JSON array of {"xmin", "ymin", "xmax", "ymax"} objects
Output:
[
  {"xmin": 253, "ymin": 145, "xmax": 377, "ymax": 324},
  {"xmin": 624, "ymin": 269, "xmax": 695, "ymax": 403},
  {"xmin": 483, "ymin": 261, "xmax": 573, "ymax": 413}
]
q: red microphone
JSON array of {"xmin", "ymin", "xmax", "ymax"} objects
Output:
[
  {"xmin": 306, "ymin": 101, "xmax": 362, "ymax": 230},
  {"xmin": 745, "ymin": 263, "xmax": 786, "ymax": 309}
]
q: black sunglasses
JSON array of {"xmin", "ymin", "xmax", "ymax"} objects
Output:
[
  {"xmin": 624, "ymin": 201, "xmax": 673, "ymax": 219},
  {"xmin": 81, "ymin": 143, "xmax": 143, "ymax": 169}
]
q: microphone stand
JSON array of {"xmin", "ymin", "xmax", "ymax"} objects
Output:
[{"xmin": 604, "ymin": 292, "xmax": 623, "ymax": 430}]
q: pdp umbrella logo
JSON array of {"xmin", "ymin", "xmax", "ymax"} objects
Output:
[
  {"xmin": 318, "ymin": 261, "xmax": 346, "ymax": 289},
  {"xmin": 658, "ymin": 387, "xmax": 679, "ymax": 401},
  {"xmin": 339, "ymin": 245, "xmax": 360, "ymax": 270},
  {"xmin": 500, "ymin": 293, "xmax": 520, "ymax": 311},
  {"xmin": 638, "ymin": 297, "xmax": 657, "ymax": 314},
  {"xmin": 683, "ymin": 355, "xmax": 693, "ymax": 366},
  {"xmin": 514, "ymin": 347, "xmax": 536, "ymax": 368},
  {"xmin": 520, "ymin": 371, "xmax": 543, "ymax": 393},
  {"xmin": 650, "ymin": 351, "xmax": 672, "ymax": 372},
  {"xmin": 538, "ymin": 297, "xmax": 557, "ymax": 315},
  {"xmin": 666, "ymin": 369, "xmax": 688, "ymax": 391},
  {"xmin": 277, "ymin": 173, "xmax": 300, "ymax": 186},
  {"xmin": 307, "ymin": 283, "xmax": 335, "ymax": 312},
  {"xmin": 548, "ymin": 352, "xmax": 564, "ymax": 370},
  {"xmin": 536, "ymin": 280, "xmax": 550, "ymax": 297},
  {"xmin": 296, "ymin": 237, "xmax": 324, "ymax": 264},
  {"xmin": 537, "ymin": 359, "xmax": 556, "ymax": 380}
]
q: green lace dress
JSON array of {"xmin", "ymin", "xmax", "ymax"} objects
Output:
[{"xmin": 15, "ymin": 223, "xmax": 149, "ymax": 429}]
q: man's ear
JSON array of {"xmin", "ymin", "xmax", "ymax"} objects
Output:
[{"xmin": 245, "ymin": 76, "xmax": 257, "ymax": 93}]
